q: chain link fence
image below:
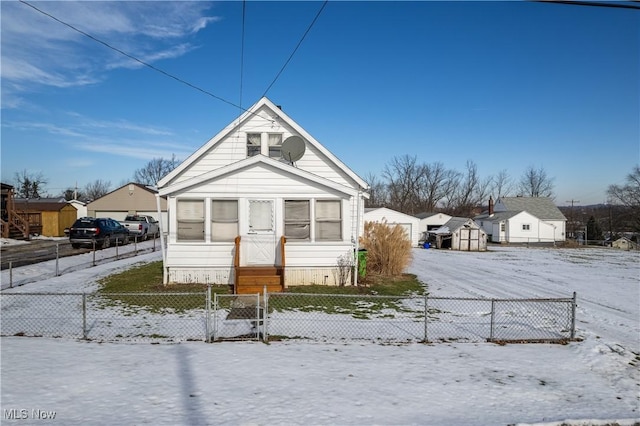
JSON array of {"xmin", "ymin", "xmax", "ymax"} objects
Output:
[{"xmin": 1, "ymin": 290, "xmax": 576, "ymax": 344}]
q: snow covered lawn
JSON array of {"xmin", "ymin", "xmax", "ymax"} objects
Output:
[{"xmin": 1, "ymin": 245, "xmax": 639, "ymax": 425}]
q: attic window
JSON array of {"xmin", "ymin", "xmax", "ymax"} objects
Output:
[
  {"xmin": 247, "ymin": 133, "xmax": 261, "ymax": 157},
  {"xmin": 268, "ymin": 134, "xmax": 283, "ymax": 159}
]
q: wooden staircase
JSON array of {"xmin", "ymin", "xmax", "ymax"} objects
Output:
[{"xmin": 234, "ymin": 236, "xmax": 286, "ymax": 294}]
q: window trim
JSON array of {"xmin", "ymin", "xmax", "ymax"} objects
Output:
[
  {"xmin": 211, "ymin": 199, "xmax": 238, "ymax": 242},
  {"xmin": 176, "ymin": 199, "xmax": 205, "ymax": 241},
  {"xmin": 284, "ymin": 199, "xmax": 311, "ymax": 240},
  {"xmin": 315, "ymin": 199, "xmax": 342, "ymax": 241}
]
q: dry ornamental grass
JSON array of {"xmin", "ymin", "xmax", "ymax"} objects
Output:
[{"xmin": 360, "ymin": 221, "xmax": 413, "ymax": 277}]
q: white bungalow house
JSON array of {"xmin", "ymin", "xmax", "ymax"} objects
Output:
[
  {"xmin": 364, "ymin": 207, "xmax": 421, "ymax": 246},
  {"xmin": 475, "ymin": 196, "xmax": 566, "ymax": 244},
  {"xmin": 156, "ymin": 97, "xmax": 369, "ymax": 292}
]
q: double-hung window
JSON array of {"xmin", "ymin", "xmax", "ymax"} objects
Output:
[
  {"xmin": 315, "ymin": 200, "xmax": 341, "ymax": 241},
  {"xmin": 522, "ymin": 224, "xmax": 531, "ymax": 231},
  {"xmin": 268, "ymin": 134, "xmax": 283, "ymax": 159},
  {"xmin": 247, "ymin": 133, "xmax": 261, "ymax": 157},
  {"xmin": 177, "ymin": 200, "xmax": 204, "ymax": 241},
  {"xmin": 211, "ymin": 200, "xmax": 238, "ymax": 241},
  {"xmin": 284, "ymin": 200, "xmax": 310, "ymax": 239}
]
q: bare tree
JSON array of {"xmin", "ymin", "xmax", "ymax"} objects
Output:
[
  {"xmin": 133, "ymin": 155, "xmax": 179, "ymax": 186},
  {"xmin": 607, "ymin": 165, "xmax": 640, "ymax": 232},
  {"xmin": 607, "ymin": 165, "xmax": 640, "ymax": 208},
  {"xmin": 84, "ymin": 179, "xmax": 111, "ymax": 201},
  {"xmin": 13, "ymin": 170, "xmax": 48, "ymax": 198},
  {"xmin": 490, "ymin": 169, "xmax": 514, "ymax": 199},
  {"xmin": 517, "ymin": 165, "xmax": 555, "ymax": 198},
  {"xmin": 417, "ymin": 162, "xmax": 457, "ymax": 213},
  {"xmin": 446, "ymin": 161, "xmax": 490, "ymax": 216},
  {"xmin": 364, "ymin": 172, "xmax": 388, "ymax": 208},
  {"xmin": 383, "ymin": 155, "xmax": 424, "ymax": 214}
]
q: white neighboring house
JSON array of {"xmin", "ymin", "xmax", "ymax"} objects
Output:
[
  {"xmin": 364, "ymin": 207, "xmax": 421, "ymax": 247},
  {"xmin": 68, "ymin": 200, "xmax": 87, "ymax": 219},
  {"xmin": 415, "ymin": 212, "xmax": 452, "ymax": 243},
  {"xmin": 157, "ymin": 97, "xmax": 369, "ymax": 289},
  {"xmin": 475, "ymin": 196, "xmax": 566, "ymax": 243}
]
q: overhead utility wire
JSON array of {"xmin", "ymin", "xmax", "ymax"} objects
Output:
[
  {"xmin": 19, "ymin": 0, "xmax": 258, "ymax": 118},
  {"xmin": 261, "ymin": 0, "xmax": 329, "ymax": 98},
  {"xmin": 531, "ymin": 0, "xmax": 640, "ymax": 10}
]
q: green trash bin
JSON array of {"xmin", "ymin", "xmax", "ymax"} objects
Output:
[{"xmin": 357, "ymin": 249, "xmax": 367, "ymax": 278}]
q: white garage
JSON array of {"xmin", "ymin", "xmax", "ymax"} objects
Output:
[{"xmin": 364, "ymin": 207, "xmax": 421, "ymax": 247}]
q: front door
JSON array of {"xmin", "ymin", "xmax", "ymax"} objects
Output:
[{"xmin": 244, "ymin": 199, "xmax": 276, "ymax": 265}]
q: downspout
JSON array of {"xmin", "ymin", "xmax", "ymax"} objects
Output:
[
  {"xmin": 353, "ymin": 190, "xmax": 362, "ymax": 287},
  {"xmin": 155, "ymin": 193, "xmax": 168, "ymax": 285}
]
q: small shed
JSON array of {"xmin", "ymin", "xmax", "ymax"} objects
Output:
[
  {"xmin": 612, "ymin": 237, "xmax": 637, "ymax": 251},
  {"xmin": 431, "ymin": 217, "xmax": 487, "ymax": 251},
  {"xmin": 364, "ymin": 207, "xmax": 421, "ymax": 246},
  {"xmin": 13, "ymin": 200, "xmax": 77, "ymax": 237}
]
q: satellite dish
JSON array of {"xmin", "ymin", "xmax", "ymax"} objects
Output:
[{"xmin": 281, "ymin": 136, "xmax": 306, "ymax": 163}]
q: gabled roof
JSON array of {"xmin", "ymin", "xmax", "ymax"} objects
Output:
[
  {"xmin": 14, "ymin": 201, "xmax": 75, "ymax": 212},
  {"xmin": 415, "ymin": 212, "xmax": 445, "ymax": 219},
  {"xmin": 157, "ymin": 97, "xmax": 368, "ymax": 190},
  {"xmin": 497, "ymin": 197, "xmax": 566, "ymax": 220},
  {"xmin": 475, "ymin": 211, "xmax": 522, "ymax": 222},
  {"xmin": 364, "ymin": 207, "xmax": 418, "ymax": 220},
  {"xmin": 159, "ymin": 155, "xmax": 361, "ymax": 198},
  {"xmin": 432, "ymin": 217, "xmax": 479, "ymax": 234}
]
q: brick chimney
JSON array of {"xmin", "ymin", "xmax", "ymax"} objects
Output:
[{"xmin": 489, "ymin": 196, "xmax": 494, "ymax": 216}]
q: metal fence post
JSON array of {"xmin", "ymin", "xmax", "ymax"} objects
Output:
[
  {"xmin": 423, "ymin": 292, "xmax": 428, "ymax": 343},
  {"xmin": 92, "ymin": 241, "xmax": 96, "ymax": 266},
  {"xmin": 9, "ymin": 261, "xmax": 12, "ymax": 288},
  {"xmin": 570, "ymin": 292, "xmax": 577, "ymax": 340},
  {"xmin": 212, "ymin": 292, "xmax": 218, "ymax": 342},
  {"xmin": 263, "ymin": 286, "xmax": 269, "ymax": 343},
  {"xmin": 205, "ymin": 286, "xmax": 211, "ymax": 343},
  {"xmin": 55, "ymin": 243, "xmax": 60, "ymax": 276},
  {"xmin": 489, "ymin": 299, "xmax": 496, "ymax": 342},
  {"xmin": 115, "ymin": 238, "xmax": 119, "ymax": 259},
  {"xmin": 82, "ymin": 293, "xmax": 87, "ymax": 339}
]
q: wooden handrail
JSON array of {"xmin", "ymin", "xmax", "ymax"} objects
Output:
[
  {"xmin": 234, "ymin": 236, "xmax": 241, "ymax": 268},
  {"xmin": 280, "ymin": 236, "xmax": 286, "ymax": 290}
]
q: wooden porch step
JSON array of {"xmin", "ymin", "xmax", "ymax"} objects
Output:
[
  {"xmin": 236, "ymin": 266, "xmax": 280, "ymax": 276},
  {"xmin": 236, "ymin": 275, "xmax": 282, "ymax": 294}
]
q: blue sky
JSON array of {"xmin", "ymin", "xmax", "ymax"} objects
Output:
[{"xmin": 1, "ymin": 1, "xmax": 638, "ymax": 206}]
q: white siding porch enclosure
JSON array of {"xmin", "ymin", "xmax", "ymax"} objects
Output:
[{"xmin": 157, "ymin": 98, "xmax": 369, "ymax": 286}]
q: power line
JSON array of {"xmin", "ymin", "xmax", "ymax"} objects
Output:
[
  {"xmin": 261, "ymin": 0, "xmax": 329, "ymax": 98},
  {"xmin": 531, "ymin": 0, "xmax": 640, "ymax": 10}
]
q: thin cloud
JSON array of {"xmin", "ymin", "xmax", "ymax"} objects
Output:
[
  {"xmin": 0, "ymin": 1, "xmax": 220, "ymax": 94},
  {"xmin": 78, "ymin": 140, "xmax": 192, "ymax": 162}
]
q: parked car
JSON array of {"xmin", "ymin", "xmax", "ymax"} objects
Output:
[
  {"xmin": 68, "ymin": 217, "xmax": 130, "ymax": 249},
  {"xmin": 119, "ymin": 214, "xmax": 160, "ymax": 241}
]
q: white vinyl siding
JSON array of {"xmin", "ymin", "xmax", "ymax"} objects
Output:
[
  {"xmin": 177, "ymin": 200, "xmax": 204, "ymax": 241},
  {"xmin": 211, "ymin": 200, "xmax": 238, "ymax": 241}
]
